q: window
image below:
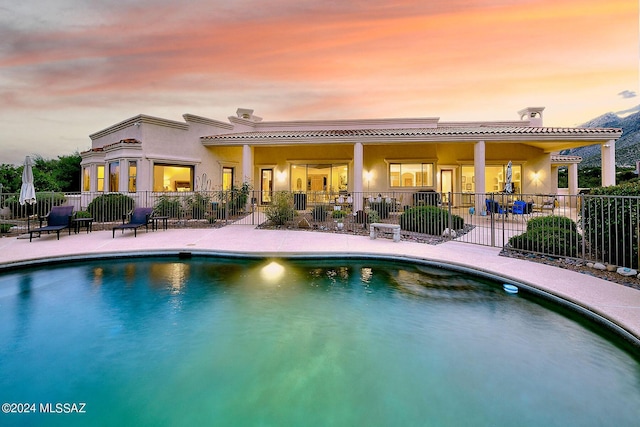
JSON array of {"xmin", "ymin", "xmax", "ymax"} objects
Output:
[
  {"xmin": 222, "ymin": 167, "xmax": 234, "ymax": 191},
  {"xmin": 128, "ymin": 161, "xmax": 137, "ymax": 193},
  {"xmin": 153, "ymin": 164, "xmax": 193, "ymax": 192},
  {"xmin": 97, "ymin": 165, "xmax": 105, "ymax": 192},
  {"xmin": 82, "ymin": 167, "xmax": 90, "ymax": 191},
  {"xmin": 289, "ymin": 164, "xmax": 348, "ymax": 193},
  {"xmin": 261, "ymin": 169, "xmax": 273, "ymax": 204},
  {"xmin": 461, "ymin": 164, "xmax": 522, "ymax": 193},
  {"xmin": 389, "ymin": 163, "xmax": 434, "ymax": 188},
  {"xmin": 109, "ymin": 161, "xmax": 120, "ymax": 192}
]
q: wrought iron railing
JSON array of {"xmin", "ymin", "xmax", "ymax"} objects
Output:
[{"xmin": 1, "ymin": 190, "xmax": 637, "ymax": 269}]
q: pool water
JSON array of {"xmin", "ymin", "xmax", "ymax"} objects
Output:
[{"xmin": 0, "ymin": 257, "xmax": 639, "ymax": 426}]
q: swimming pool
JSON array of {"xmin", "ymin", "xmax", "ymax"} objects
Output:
[{"xmin": 1, "ymin": 256, "xmax": 639, "ymax": 426}]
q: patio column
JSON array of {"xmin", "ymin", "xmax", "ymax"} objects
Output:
[
  {"xmin": 601, "ymin": 140, "xmax": 616, "ymax": 187},
  {"xmin": 242, "ymin": 144, "xmax": 253, "ymax": 184},
  {"xmin": 568, "ymin": 162, "xmax": 579, "ymax": 208},
  {"xmin": 242, "ymin": 144, "xmax": 254, "ymax": 210},
  {"xmin": 353, "ymin": 142, "xmax": 364, "ymax": 212},
  {"xmin": 474, "ymin": 141, "xmax": 486, "ymax": 213},
  {"xmin": 550, "ymin": 165, "xmax": 559, "ymax": 194}
]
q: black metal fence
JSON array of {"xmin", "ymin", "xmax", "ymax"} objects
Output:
[{"xmin": 1, "ymin": 190, "xmax": 638, "ymax": 269}]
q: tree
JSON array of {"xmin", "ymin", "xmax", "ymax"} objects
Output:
[{"xmin": 0, "ymin": 152, "xmax": 81, "ymax": 193}]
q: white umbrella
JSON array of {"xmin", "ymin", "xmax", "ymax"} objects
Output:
[
  {"xmin": 19, "ymin": 156, "xmax": 37, "ymax": 230},
  {"xmin": 19, "ymin": 156, "xmax": 37, "ymax": 205},
  {"xmin": 504, "ymin": 161, "xmax": 513, "ymax": 194}
]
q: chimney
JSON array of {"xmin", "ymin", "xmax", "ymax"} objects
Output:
[{"xmin": 518, "ymin": 107, "xmax": 545, "ymax": 127}]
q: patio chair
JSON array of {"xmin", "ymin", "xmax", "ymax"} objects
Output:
[
  {"xmin": 112, "ymin": 208, "xmax": 153, "ymax": 238},
  {"xmin": 485, "ymin": 199, "xmax": 507, "ymax": 217},
  {"xmin": 28, "ymin": 205, "xmax": 74, "ymax": 242},
  {"xmin": 510, "ymin": 200, "xmax": 533, "ymax": 218}
]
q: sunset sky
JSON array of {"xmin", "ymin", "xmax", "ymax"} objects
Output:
[{"xmin": 1, "ymin": 0, "xmax": 638, "ymax": 165}]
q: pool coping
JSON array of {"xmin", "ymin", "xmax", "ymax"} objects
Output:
[{"xmin": 1, "ymin": 227, "xmax": 639, "ymax": 349}]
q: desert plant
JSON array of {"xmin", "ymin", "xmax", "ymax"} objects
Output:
[
  {"xmin": 154, "ymin": 194, "xmax": 184, "ymax": 218},
  {"xmin": 0, "ymin": 223, "xmax": 14, "ymax": 233},
  {"xmin": 399, "ymin": 206, "xmax": 463, "ymax": 235},
  {"xmin": 369, "ymin": 200, "xmax": 391, "ymax": 219},
  {"xmin": 87, "ymin": 193, "xmax": 135, "ymax": 222},
  {"xmin": 332, "ymin": 209, "xmax": 347, "ymax": 219},
  {"xmin": 186, "ymin": 192, "xmax": 211, "ymax": 219},
  {"xmin": 264, "ymin": 191, "xmax": 296, "ymax": 226},
  {"xmin": 580, "ymin": 182, "xmax": 640, "ymax": 268}
]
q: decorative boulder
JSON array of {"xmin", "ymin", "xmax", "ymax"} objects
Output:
[
  {"xmin": 441, "ymin": 228, "xmax": 457, "ymax": 238},
  {"xmin": 616, "ymin": 267, "xmax": 638, "ymax": 277},
  {"xmin": 593, "ymin": 263, "xmax": 606, "ymax": 271}
]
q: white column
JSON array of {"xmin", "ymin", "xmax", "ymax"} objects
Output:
[
  {"xmin": 550, "ymin": 165, "xmax": 559, "ymax": 194},
  {"xmin": 601, "ymin": 140, "xmax": 616, "ymax": 187},
  {"xmin": 568, "ymin": 162, "xmax": 579, "ymax": 208},
  {"xmin": 353, "ymin": 142, "xmax": 364, "ymax": 212},
  {"xmin": 474, "ymin": 141, "xmax": 486, "ymax": 213},
  {"xmin": 242, "ymin": 144, "xmax": 254, "ymax": 209},
  {"xmin": 568, "ymin": 163, "xmax": 578, "ymax": 195},
  {"xmin": 242, "ymin": 144, "xmax": 253, "ymax": 184}
]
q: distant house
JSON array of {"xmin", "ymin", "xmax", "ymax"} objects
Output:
[{"xmin": 81, "ymin": 106, "xmax": 621, "ymax": 210}]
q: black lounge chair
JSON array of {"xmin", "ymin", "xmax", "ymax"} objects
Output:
[
  {"xmin": 29, "ymin": 205, "xmax": 74, "ymax": 242},
  {"xmin": 112, "ymin": 208, "xmax": 153, "ymax": 238}
]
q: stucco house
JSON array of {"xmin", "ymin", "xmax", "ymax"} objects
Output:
[{"xmin": 81, "ymin": 107, "xmax": 621, "ymax": 212}]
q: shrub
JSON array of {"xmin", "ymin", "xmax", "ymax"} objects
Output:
[
  {"xmin": 154, "ymin": 195, "xmax": 183, "ymax": 218},
  {"xmin": 186, "ymin": 192, "xmax": 211, "ymax": 219},
  {"xmin": 264, "ymin": 191, "xmax": 295, "ymax": 226},
  {"xmin": 509, "ymin": 227, "xmax": 582, "ymax": 258},
  {"xmin": 4, "ymin": 192, "xmax": 67, "ymax": 218},
  {"xmin": 312, "ymin": 205, "xmax": 329, "ymax": 222},
  {"xmin": 526, "ymin": 215, "xmax": 577, "ymax": 233},
  {"xmin": 75, "ymin": 210, "xmax": 92, "ymax": 219},
  {"xmin": 88, "ymin": 193, "xmax": 135, "ymax": 222},
  {"xmin": 366, "ymin": 208, "xmax": 380, "ymax": 224},
  {"xmin": 369, "ymin": 200, "xmax": 391, "ymax": 219},
  {"xmin": 0, "ymin": 223, "xmax": 14, "ymax": 233},
  {"xmin": 581, "ymin": 182, "xmax": 640, "ymax": 268},
  {"xmin": 399, "ymin": 206, "xmax": 463, "ymax": 235},
  {"xmin": 332, "ymin": 209, "xmax": 348, "ymax": 219}
]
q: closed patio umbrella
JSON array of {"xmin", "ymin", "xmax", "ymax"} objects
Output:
[
  {"xmin": 19, "ymin": 156, "xmax": 37, "ymax": 230},
  {"xmin": 504, "ymin": 161, "xmax": 513, "ymax": 194}
]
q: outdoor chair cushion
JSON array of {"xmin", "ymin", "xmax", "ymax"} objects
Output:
[
  {"xmin": 112, "ymin": 208, "xmax": 153, "ymax": 238},
  {"xmin": 28, "ymin": 205, "xmax": 74, "ymax": 242}
]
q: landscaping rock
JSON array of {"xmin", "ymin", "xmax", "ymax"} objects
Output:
[
  {"xmin": 606, "ymin": 264, "xmax": 618, "ymax": 272},
  {"xmin": 441, "ymin": 228, "xmax": 457, "ymax": 238},
  {"xmin": 593, "ymin": 263, "xmax": 606, "ymax": 271},
  {"xmin": 617, "ymin": 267, "xmax": 638, "ymax": 277}
]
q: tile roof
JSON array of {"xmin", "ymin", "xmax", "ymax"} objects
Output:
[{"xmin": 201, "ymin": 126, "xmax": 622, "ymax": 142}]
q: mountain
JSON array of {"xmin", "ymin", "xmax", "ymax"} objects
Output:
[{"xmin": 565, "ymin": 109, "xmax": 640, "ymax": 168}]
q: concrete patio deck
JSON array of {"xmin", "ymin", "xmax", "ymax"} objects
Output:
[{"xmin": 1, "ymin": 226, "xmax": 639, "ymax": 346}]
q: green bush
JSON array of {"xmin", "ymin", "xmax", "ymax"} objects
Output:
[
  {"xmin": 526, "ymin": 215, "xmax": 577, "ymax": 233},
  {"xmin": 75, "ymin": 210, "xmax": 92, "ymax": 219},
  {"xmin": 264, "ymin": 191, "xmax": 296, "ymax": 226},
  {"xmin": 369, "ymin": 200, "xmax": 391, "ymax": 219},
  {"xmin": 581, "ymin": 182, "xmax": 640, "ymax": 268},
  {"xmin": 332, "ymin": 209, "xmax": 348, "ymax": 219},
  {"xmin": 0, "ymin": 223, "xmax": 14, "ymax": 233},
  {"xmin": 311, "ymin": 205, "xmax": 329, "ymax": 222},
  {"xmin": 509, "ymin": 227, "xmax": 583, "ymax": 258},
  {"xmin": 88, "ymin": 193, "xmax": 135, "ymax": 222},
  {"xmin": 154, "ymin": 195, "xmax": 184, "ymax": 218},
  {"xmin": 186, "ymin": 192, "xmax": 211, "ymax": 219},
  {"xmin": 399, "ymin": 206, "xmax": 463, "ymax": 235},
  {"xmin": 4, "ymin": 192, "xmax": 67, "ymax": 218}
]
